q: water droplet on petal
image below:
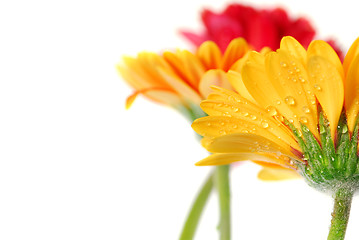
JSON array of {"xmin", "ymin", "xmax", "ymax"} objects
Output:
[
  {"xmin": 314, "ymin": 84, "xmax": 322, "ymax": 91},
  {"xmin": 243, "ymin": 112, "xmax": 249, "ymax": 117},
  {"xmin": 233, "ymin": 108, "xmax": 239, "ymax": 112},
  {"xmin": 285, "ymin": 96, "xmax": 296, "ymax": 106},
  {"xmin": 276, "ymin": 100, "xmax": 281, "ymax": 105},
  {"xmin": 280, "ymin": 62, "xmax": 287, "ymax": 68},
  {"xmin": 233, "ymin": 125, "xmax": 238, "ymax": 129},
  {"xmin": 261, "ymin": 121, "xmax": 269, "ymax": 129},
  {"xmin": 300, "ymin": 116, "xmax": 308, "ymax": 123},
  {"xmin": 310, "ymin": 99, "xmax": 316, "ymax": 105},
  {"xmin": 250, "ymin": 115, "xmax": 257, "ymax": 120},
  {"xmin": 302, "ymin": 106, "xmax": 310, "ymax": 114},
  {"xmin": 342, "ymin": 125, "xmax": 348, "ymax": 134},
  {"xmin": 207, "ymin": 123, "xmax": 211, "ymax": 126},
  {"xmin": 265, "ymin": 106, "xmax": 277, "ymax": 116},
  {"xmin": 220, "ymin": 122, "xmax": 225, "ymax": 126}
]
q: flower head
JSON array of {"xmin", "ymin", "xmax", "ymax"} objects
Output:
[
  {"xmin": 181, "ymin": 4, "xmax": 315, "ymax": 52},
  {"xmin": 192, "ymin": 36, "xmax": 359, "ymax": 192},
  {"xmin": 181, "ymin": 3, "xmax": 343, "ymax": 60},
  {"xmin": 117, "ymin": 38, "xmax": 250, "ymax": 112}
]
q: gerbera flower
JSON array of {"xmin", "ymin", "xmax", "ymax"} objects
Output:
[
  {"xmin": 181, "ymin": 3, "xmax": 343, "ymax": 60},
  {"xmin": 192, "ymin": 36, "xmax": 359, "ymax": 239},
  {"xmin": 117, "ymin": 38, "xmax": 250, "ymax": 114}
]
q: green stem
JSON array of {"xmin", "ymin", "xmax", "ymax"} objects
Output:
[
  {"xmin": 179, "ymin": 172, "xmax": 214, "ymax": 240},
  {"xmin": 327, "ymin": 188, "xmax": 354, "ymax": 240},
  {"xmin": 215, "ymin": 165, "xmax": 231, "ymax": 240}
]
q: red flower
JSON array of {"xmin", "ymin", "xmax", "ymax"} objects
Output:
[{"xmin": 181, "ymin": 4, "xmax": 342, "ymax": 59}]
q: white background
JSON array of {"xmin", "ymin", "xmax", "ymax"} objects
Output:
[{"xmin": 0, "ymin": 0, "xmax": 358, "ymax": 239}]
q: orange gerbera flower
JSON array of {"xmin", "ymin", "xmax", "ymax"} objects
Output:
[{"xmin": 117, "ymin": 38, "xmax": 250, "ymax": 110}]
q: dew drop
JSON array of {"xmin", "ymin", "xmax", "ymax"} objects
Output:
[
  {"xmin": 299, "ymin": 77, "xmax": 305, "ymax": 83},
  {"xmin": 250, "ymin": 115, "xmax": 257, "ymax": 120},
  {"xmin": 280, "ymin": 62, "xmax": 287, "ymax": 68},
  {"xmin": 302, "ymin": 106, "xmax": 310, "ymax": 114},
  {"xmin": 276, "ymin": 100, "xmax": 281, "ymax": 105},
  {"xmin": 300, "ymin": 116, "xmax": 308, "ymax": 123},
  {"xmin": 220, "ymin": 122, "xmax": 225, "ymax": 126},
  {"xmin": 261, "ymin": 121, "xmax": 269, "ymax": 129},
  {"xmin": 314, "ymin": 84, "xmax": 322, "ymax": 91},
  {"xmin": 207, "ymin": 123, "xmax": 211, "ymax": 126},
  {"xmin": 288, "ymin": 70, "xmax": 294, "ymax": 75},
  {"xmin": 342, "ymin": 125, "xmax": 348, "ymax": 134},
  {"xmin": 233, "ymin": 125, "xmax": 238, "ymax": 129},
  {"xmin": 310, "ymin": 99, "xmax": 316, "ymax": 105},
  {"xmin": 265, "ymin": 106, "xmax": 277, "ymax": 116},
  {"xmin": 233, "ymin": 108, "xmax": 239, "ymax": 112},
  {"xmin": 291, "ymin": 77, "xmax": 297, "ymax": 82},
  {"xmin": 243, "ymin": 112, "xmax": 249, "ymax": 117},
  {"xmin": 284, "ymin": 96, "xmax": 296, "ymax": 106}
]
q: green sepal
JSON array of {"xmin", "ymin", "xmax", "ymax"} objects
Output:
[
  {"xmin": 301, "ymin": 123, "xmax": 335, "ymax": 182},
  {"xmin": 318, "ymin": 112, "xmax": 336, "ymax": 179},
  {"xmin": 348, "ymin": 120, "xmax": 359, "ymax": 177}
]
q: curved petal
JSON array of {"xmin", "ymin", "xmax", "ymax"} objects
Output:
[
  {"xmin": 195, "ymin": 152, "xmax": 295, "ymax": 169},
  {"xmin": 307, "ymin": 40, "xmax": 344, "ymax": 79},
  {"xmin": 345, "ymin": 55, "xmax": 359, "ymax": 132},
  {"xmin": 198, "ymin": 70, "xmax": 232, "ymax": 98},
  {"xmin": 201, "ymin": 133, "xmax": 298, "ymax": 158},
  {"xmin": 221, "ymin": 38, "xmax": 249, "ymax": 71},
  {"xmin": 257, "ymin": 167, "xmax": 300, "ymax": 181},
  {"xmin": 307, "ymin": 56, "xmax": 344, "ymax": 138},
  {"xmin": 157, "ymin": 67, "xmax": 202, "ymax": 105},
  {"xmin": 265, "ymin": 50, "xmax": 318, "ymax": 137},
  {"xmin": 280, "ymin": 36, "xmax": 307, "ymax": 66},
  {"xmin": 343, "ymin": 37, "xmax": 359, "ymax": 75},
  {"xmin": 227, "ymin": 71, "xmax": 257, "ymax": 103},
  {"xmin": 196, "ymin": 41, "xmax": 222, "ymax": 69}
]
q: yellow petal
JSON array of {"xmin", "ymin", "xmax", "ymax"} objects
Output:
[
  {"xmin": 197, "ymin": 41, "xmax": 222, "ymax": 69},
  {"xmin": 265, "ymin": 50, "xmax": 318, "ymax": 137},
  {"xmin": 345, "ymin": 54, "xmax": 359, "ymax": 131},
  {"xmin": 280, "ymin": 36, "xmax": 307, "ymax": 66},
  {"xmin": 198, "ymin": 70, "xmax": 232, "ymax": 98},
  {"xmin": 202, "ymin": 86, "xmax": 300, "ymax": 149},
  {"xmin": 257, "ymin": 167, "xmax": 300, "ymax": 181},
  {"xmin": 343, "ymin": 37, "xmax": 359, "ymax": 75},
  {"xmin": 195, "ymin": 152, "xmax": 294, "ymax": 169},
  {"xmin": 241, "ymin": 52, "xmax": 285, "ymax": 110},
  {"xmin": 307, "ymin": 40, "xmax": 344, "ymax": 79},
  {"xmin": 201, "ymin": 133, "xmax": 297, "ymax": 158},
  {"xmin": 227, "ymin": 71, "xmax": 256, "ymax": 104},
  {"xmin": 221, "ymin": 38, "xmax": 249, "ymax": 71},
  {"xmin": 307, "ymin": 56, "xmax": 344, "ymax": 138}
]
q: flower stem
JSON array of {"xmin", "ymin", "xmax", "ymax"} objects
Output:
[
  {"xmin": 179, "ymin": 172, "xmax": 214, "ymax": 240},
  {"xmin": 215, "ymin": 165, "xmax": 231, "ymax": 240},
  {"xmin": 327, "ymin": 188, "xmax": 354, "ymax": 240}
]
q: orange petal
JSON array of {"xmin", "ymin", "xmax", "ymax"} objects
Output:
[
  {"xmin": 157, "ymin": 67, "xmax": 202, "ymax": 105},
  {"xmin": 221, "ymin": 38, "xmax": 249, "ymax": 71},
  {"xmin": 197, "ymin": 41, "xmax": 222, "ymax": 69},
  {"xmin": 198, "ymin": 70, "xmax": 232, "ymax": 98}
]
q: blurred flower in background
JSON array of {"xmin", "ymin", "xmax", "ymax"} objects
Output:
[{"xmin": 181, "ymin": 3, "xmax": 343, "ymax": 59}]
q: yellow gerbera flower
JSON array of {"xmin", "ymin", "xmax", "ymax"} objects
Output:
[
  {"xmin": 117, "ymin": 38, "xmax": 250, "ymax": 110},
  {"xmin": 192, "ymin": 36, "xmax": 359, "ymax": 240},
  {"xmin": 192, "ymin": 36, "xmax": 359, "ymax": 186}
]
